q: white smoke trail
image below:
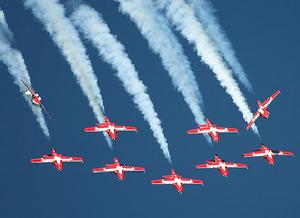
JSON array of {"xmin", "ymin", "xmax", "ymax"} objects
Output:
[
  {"xmin": 70, "ymin": 4, "xmax": 172, "ymax": 162},
  {"xmin": 155, "ymin": 0, "xmax": 259, "ymax": 134},
  {"xmin": 115, "ymin": 0, "xmax": 212, "ymax": 143},
  {"xmin": 0, "ymin": 11, "xmax": 14, "ymax": 42},
  {"xmin": 23, "ymin": 0, "xmax": 112, "ymax": 146},
  {"xmin": 0, "ymin": 11, "xmax": 50, "ymax": 137},
  {"xmin": 187, "ymin": 0, "xmax": 253, "ymax": 92}
]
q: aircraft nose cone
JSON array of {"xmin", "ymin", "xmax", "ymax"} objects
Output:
[
  {"xmin": 222, "ymin": 170, "xmax": 229, "ymax": 177},
  {"xmin": 111, "ymin": 135, "xmax": 117, "ymax": 140}
]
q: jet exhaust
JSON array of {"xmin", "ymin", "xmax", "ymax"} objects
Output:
[
  {"xmin": 187, "ymin": 0, "xmax": 253, "ymax": 92},
  {"xmin": 0, "ymin": 10, "xmax": 50, "ymax": 138},
  {"xmin": 115, "ymin": 0, "xmax": 211, "ymax": 143},
  {"xmin": 23, "ymin": 0, "xmax": 112, "ymax": 146},
  {"xmin": 70, "ymin": 4, "xmax": 172, "ymax": 162},
  {"xmin": 155, "ymin": 0, "xmax": 259, "ymax": 135}
]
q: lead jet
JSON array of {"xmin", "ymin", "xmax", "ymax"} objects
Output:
[
  {"xmin": 21, "ymin": 80, "xmax": 51, "ymax": 119},
  {"xmin": 243, "ymin": 144, "xmax": 294, "ymax": 165},
  {"xmin": 151, "ymin": 169, "xmax": 203, "ymax": 193},
  {"xmin": 246, "ymin": 90, "xmax": 280, "ymax": 130},
  {"xmin": 31, "ymin": 148, "xmax": 83, "ymax": 171},
  {"xmin": 187, "ymin": 118, "xmax": 238, "ymax": 142},
  {"xmin": 84, "ymin": 117, "xmax": 137, "ymax": 140},
  {"xmin": 92, "ymin": 157, "xmax": 145, "ymax": 180},
  {"xmin": 195, "ymin": 154, "xmax": 248, "ymax": 177}
]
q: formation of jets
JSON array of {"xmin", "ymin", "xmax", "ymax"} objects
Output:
[{"xmin": 25, "ymin": 86, "xmax": 294, "ymax": 193}]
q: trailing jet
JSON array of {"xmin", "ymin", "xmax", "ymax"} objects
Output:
[
  {"xmin": 31, "ymin": 148, "xmax": 83, "ymax": 171},
  {"xmin": 84, "ymin": 117, "xmax": 137, "ymax": 140},
  {"xmin": 195, "ymin": 154, "xmax": 248, "ymax": 177},
  {"xmin": 92, "ymin": 157, "xmax": 145, "ymax": 180},
  {"xmin": 21, "ymin": 80, "xmax": 51, "ymax": 119},
  {"xmin": 243, "ymin": 144, "xmax": 294, "ymax": 165},
  {"xmin": 151, "ymin": 169, "xmax": 203, "ymax": 193},
  {"xmin": 187, "ymin": 118, "xmax": 238, "ymax": 142},
  {"xmin": 246, "ymin": 90, "xmax": 280, "ymax": 130}
]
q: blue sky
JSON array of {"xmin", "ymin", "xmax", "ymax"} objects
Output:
[{"xmin": 0, "ymin": 1, "xmax": 299, "ymax": 218}]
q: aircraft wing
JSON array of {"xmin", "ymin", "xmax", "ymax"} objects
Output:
[
  {"xmin": 31, "ymin": 156, "xmax": 54, "ymax": 163},
  {"xmin": 114, "ymin": 125, "xmax": 137, "ymax": 132},
  {"xmin": 243, "ymin": 150, "xmax": 266, "ymax": 158},
  {"xmin": 215, "ymin": 126, "xmax": 239, "ymax": 133},
  {"xmin": 181, "ymin": 178, "xmax": 204, "ymax": 185},
  {"xmin": 151, "ymin": 179, "xmax": 175, "ymax": 185},
  {"xmin": 84, "ymin": 125, "xmax": 108, "ymax": 133},
  {"xmin": 122, "ymin": 166, "xmax": 145, "ymax": 172},
  {"xmin": 41, "ymin": 103, "xmax": 51, "ymax": 119},
  {"xmin": 263, "ymin": 90, "xmax": 280, "ymax": 108},
  {"xmin": 273, "ymin": 150, "xmax": 294, "ymax": 156},
  {"xmin": 60, "ymin": 156, "xmax": 83, "ymax": 163},
  {"xmin": 187, "ymin": 126, "xmax": 210, "ymax": 135},
  {"xmin": 21, "ymin": 80, "xmax": 35, "ymax": 96},
  {"xmin": 92, "ymin": 166, "xmax": 117, "ymax": 173},
  {"xmin": 246, "ymin": 111, "xmax": 260, "ymax": 130},
  {"xmin": 195, "ymin": 162, "xmax": 220, "ymax": 169},
  {"xmin": 225, "ymin": 162, "xmax": 248, "ymax": 168}
]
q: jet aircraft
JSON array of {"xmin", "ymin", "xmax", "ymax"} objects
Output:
[
  {"xmin": 21, "ymin": 80, "xmax": 51, "ymax": 119},
  {"xmin": 31, "ymin": 148, "xmax": 83, "ymax": 171},
  {"xmin": 84, "ymin": 117, "xmax": 137, "ymax": 140},
  {"xmin": 246, "ymin": 90, "xmax": 280, "ymax": 129},
  {"xmin": 195, "ymin": 154, "xmax": 248, "ymax": 177},
  {"xmin": 92, "ymin": 157, "xmax": 145, "ymax": 180},
  {"xmin": 151, "ymin": 169, "xmax": 203, "ymax": 193},
  {"xmin": 243, "ymin": 144, "xmax": 294, "ymax": 165},
  {"xmin": 187, "ymin": 118, "xmax": 238, "ymax": 142}
]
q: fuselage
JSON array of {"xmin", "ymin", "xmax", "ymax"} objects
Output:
[
  {"xmin": 257, "ymin": 103, "xmax": 270, "ymax": 118},
  {"xmin": 31, "ymin": 93, "xmax": 41, "ymax": 106},
  {"xmin": 115, "ymin": 165, "xmax": 125, "ymax": 180},
  {"xmin": 53, "ymin": 157, "xmax": 63, "ymax": 171},
  {"xmin": 107, "ymin": 124, "xmax": 118, "ymax": 140},
  {"xmin": 261, "ymin": 146, "xmax": 275, "ymax": 165},
  {"xmin": 217, "ymin": 162, "xmax": 229, "ymax": 177},
  {"xmin": 173, "ymin": 177, "xmax": 184, "ymax": 193},
  {"xmin": 42, "ymin": 154, "xmax": 64, "ymax": 171},
  {"xmin": 208, "ymin": 125, "xmax": 219, "ymax": 142}
]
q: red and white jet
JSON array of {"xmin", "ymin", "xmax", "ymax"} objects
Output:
[
  {"xmin": 187, "ymin": 118, "xmax": 238, "ymax": 142},
  {"xmin": 21, "ymin": 80, "xmax": 51, "ymax": 119},
  {"xmin": 151, "ymin": 169, "xmax": 203, "ymax": 193},
  {"xmin": 195, "ymin": 154, "xmax": 248, "ymax": 177},
  {"xmin": 31, "ymin": 148, "xmax": 83, "ymax": 171},
  {"xmin": 246, "ymin": 90, "xmax": 280, "ymax": 130},
  {"xmin": 92, "ymin": 157, "xmax": 145, "ymax": 180},
  {"xmin": 84, "ymin": 117, "xmax": 137, "ymax": 140},
  {"xmin": 242, "ymin": 144, "xmax": 294, "ymax": 165}
]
